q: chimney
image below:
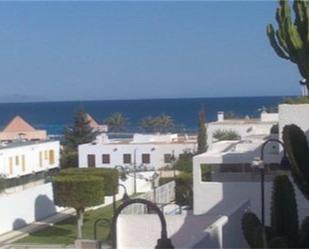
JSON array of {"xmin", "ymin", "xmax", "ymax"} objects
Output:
[{"xmin": 217, "ymin": 111, "xmax": 224, "ymax": 122}]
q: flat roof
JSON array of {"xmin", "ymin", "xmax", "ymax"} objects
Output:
[{"xmin": 0, "ymin": 139, "xmax": 58, "ymax": 150}]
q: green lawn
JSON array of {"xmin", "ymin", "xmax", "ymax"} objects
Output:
[{"xmin": 16, "ymin": 203, "xmax": 115, "ymax": 245}]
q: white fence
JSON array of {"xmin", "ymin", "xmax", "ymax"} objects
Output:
[{"xmin": 122, "ymin": 181, "xmax": 175, "ymax": 214}]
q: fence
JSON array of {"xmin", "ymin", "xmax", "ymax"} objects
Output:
[{"xmin": 122, "ymin": 180, "xmax": 175, "ymax": 214}]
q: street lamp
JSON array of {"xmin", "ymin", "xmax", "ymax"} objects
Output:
[
  {"xmin": 113, "ymin": 183, "xmax": 130, "ymax": 215},
  {"xmin": 251, "ymin": 138, "xmax": 290, "ymax": 227},
  {"xmin": 111, "ymin": 198, "xmax": 174, "ymax": 249}
]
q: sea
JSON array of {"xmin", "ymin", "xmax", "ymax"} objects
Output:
[{"xmin": 0, "ymin": 96, "xmax": 286, "ymax": 135}]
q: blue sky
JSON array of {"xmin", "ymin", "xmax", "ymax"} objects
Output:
[{"xmin": 0, "ymin": 1, "xmax": 301, "ymax": 101}]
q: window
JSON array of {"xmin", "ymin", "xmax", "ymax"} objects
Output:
[
  {"xmin": 39, "ymin": 152, "xmax": 43, "ymax": 167},
  {"xmin": 164, "ymin": 154, "xmax": 172, "ymax": 163},
  {"xmin": 87, "ymin": 154, "xmax": 96, "ymax": 168},
  {"xmin": 142, "ymin": 153, "xmax": 150, "ymax": 164},
  {"xmin": 102, "ymin": 154, "xmax": 110, "ymax": 164},
  {"xmin": 49, "ymin": 150, "xmax": 55, "ymax": 165},
  {"xmin": 21, "ymin": 155, "xmax": 26, "ymax": 172},
  {"xmin": 9, "ymin": 157, "xmax": 13, "ymax": 174},
  {"xmin": 123, "ymin": 154, "xmax": 131, "ymax": 164},
  {"xmin": 15, "ymin": 156, "xmax": 19, "ymax": 165},
  {"xmin": 44, "ymin": 150, "xmax": 48, "ymax": 160}
]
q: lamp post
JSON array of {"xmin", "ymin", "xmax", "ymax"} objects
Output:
[
  {"xmin": 252, "ymin": 138, "xmax": 290, "ymax": 228},
  {"xmin": 111, "ymin": 198, "xmax": 174, "ymax": 249},
  {"xmin": 112, "ymin": 183, "xmax": 130, "ymax": 215},
  {"xmin": 133, "ymin": 148, "xmax": 137, "ymax": 194}
]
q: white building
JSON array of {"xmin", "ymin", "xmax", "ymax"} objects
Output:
[
  {"xmin": 207, "ymin": 111, "xmax": 278, "ymax": 146},
  {"xmin": 78, "ymin": 133, "xmax": 197, "ymax": 170},
  {"xmin": 0, "ymin": 140, "xmax": 60, "ymax": 178}
]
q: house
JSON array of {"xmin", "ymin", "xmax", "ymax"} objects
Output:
[
  {"xmin": 207, "ymin": 111, "xmax": 278, "ymax": 146},
  {"xmin": 0, "ymin": 116, "xmax": 47, "ymax": 142},
  {"xmin": 0, "ymin": 140, "xmax": 60, "ymax": 179},
  {"xmin": 78, "ymin": 133, "xmax": 197, "ymax": 170},
  {"xmin": 85, "ymin": 113, "xmax": 108, "ymax": 133}
]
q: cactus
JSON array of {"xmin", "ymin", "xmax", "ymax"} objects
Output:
[
  {"xmin": 283, "ymin": 124, "xmax": 309, "ymax": 200},
  {"xmin": 266, "ymin": 0, "xmax": 309, "ymax": 91},
  {"xmin": 299, "ymin": 217, "xmax": 309, "ymax": 248},
  {"xmin": 271, "ymin": 175, "xmax": 299, "ymax": 247},
  {"xmin": 268, "ymin": 237, "xmax": 288, "ymax": 248},
  {"xmin": 242, "ymin": 212, "xmax": 263, "ymax": 248}
]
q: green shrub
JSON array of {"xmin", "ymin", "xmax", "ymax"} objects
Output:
[
  {"xmin": 201, "ymin": 164, "xmax": 212, "ymax": 181},
  {"xmin": 59, "ymin": 168, "xmax": 118, "ymax": 196},
  {"xmin": 174, "ymin": 153, "xmax": 193, "ymax": 173},
  {"xmin": 213, "ymin": 129, "xmax": 241, "ymax": 141},
  {"xmin": 283, "ymin": 96, "xmax": 309, "ymax": 104},
  {"xmin": 175, "ymin": 172, "xmax": 192, "ymax": 207},
  {"xmin": 159, "ymin": 177, "xmax": 174, "ymax": 186},
  {"xmin": 270, "ymin": 124, "xmax": 279, "ymax": 134}
]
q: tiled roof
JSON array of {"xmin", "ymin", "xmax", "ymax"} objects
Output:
[
  {"xmin": 2, "ymin": 116, "xmax": 36, "ymax": 132},
  {"xmin": 85, "ymin": 113, "xmax": 99, "ymax": 128}
]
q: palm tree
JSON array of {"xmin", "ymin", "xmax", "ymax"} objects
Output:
[
  {"xmin": 104, "ymin": 112, "xmax": 127, "ymax": 132},
  {"xmin": 139, "ymin": 114, "xmax": 174, "ymax": 133}
]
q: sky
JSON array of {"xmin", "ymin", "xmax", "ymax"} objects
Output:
[{"xmin": 0, "ymin": 1, "xmax": 302, "ymax": 101}]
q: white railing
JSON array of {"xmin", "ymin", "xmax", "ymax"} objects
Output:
[{"xmin": 122, "ymin": 181, "xmax": 175, "ymax": 214}]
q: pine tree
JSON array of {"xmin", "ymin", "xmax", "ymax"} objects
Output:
[
  {"xmin": 197, "ymin": 108, "xmax": 207, "ymax": 154},
  {"xmin": 63, "ymin": 108, "xmax": 98, "ymax": 150},
  {"xmin": 62, "ymin": 108, "xmax": 98, "ymax": 168}
]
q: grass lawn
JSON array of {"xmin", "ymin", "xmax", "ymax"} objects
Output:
[{"xmin": 16, "ymin": 202, "xmax": 115, "ymax": 245}]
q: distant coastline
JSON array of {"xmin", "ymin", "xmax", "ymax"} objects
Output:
[{"xmin": 0, "ymin": 96, "xmax": 287, "ymax": 135}]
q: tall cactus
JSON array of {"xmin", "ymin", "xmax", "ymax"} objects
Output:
[
  {"xmin": 242, "ymin": 212, "xmax": 263, "ymax": 248},
  {"xmin": 267, "ymin": 0, "xmax": 309, "ymax": 91},
  {"xmin": 282, "ymin": 124, "xmax": 309, "ymax": 200},
  {"xmin": 271, "ymin": 175, "xmax": 299, "ymax": 247}
]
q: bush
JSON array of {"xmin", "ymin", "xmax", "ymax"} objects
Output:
[
  {"xmin": 201, "ymin": 164, "xmax": 212, "ymax": 181},
  {"xmin": 59, "ymin": 168, "xmax": 118, "ymax": 196},
  {"xmin": 283, "ymin": 96, "xmax": 309, "ymax": 104},
  {"xmin": 0, "ymin": 176, "xmax": 6, "ymax": 193},
  {"xmin": 213, "ymin": 129, "xmax": 241, "ymax": 141},
  {"xmin": 270, "ymin": 124, "xmax": 279, "ymax": 134},
  {"xmin": 174, "ymin": 153, "xmax": 193, "ymax": 173},
  {"xmin": 159, "ymin": 177, "xmax": 174, "ymax": 186},
  {"xmin": 53, "ymin": 175, "xmax": 105, "ymax": 209},
  {"xmin": 175, "ymin": 172, "xmax": 192, "ymax": 207}
]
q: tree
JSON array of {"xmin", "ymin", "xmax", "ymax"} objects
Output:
[
  {"xmin": 52, "ymin": 175, "xmax": 104, "ymax": 239},
  {"xmin": 267, "ymin": 0, "xmax": 309, "ymax": 92},
  {"xmin": 139, "ymin": 114, "xmax": 175, "ymax": 133},
  {"xmin": 197, "ymin": 109, "xmax": 207, "ymax": 154},
  {"xmin": 62, "ymin": 108, "xmax": 98, "ymax": 168},
  {"xmin": 104, "ymin": 112, "xmax": 127, "ymax": 132},
  {"xmin": 63, "ymin": 108, "xmax": 98, "ymax": 150}
]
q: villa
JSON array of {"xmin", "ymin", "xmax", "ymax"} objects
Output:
[
  {"xmin": 78, "ymin": 133, "xmax": 197, "ymax": 170},
  {"xmin": 0, "ymin": 116, "xmax": 48, "ymax": 142}
]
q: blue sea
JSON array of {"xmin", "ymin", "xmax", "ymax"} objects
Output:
[{"xmin": 0, "ymin": 96, "xmax": 286, "ymax": 135}]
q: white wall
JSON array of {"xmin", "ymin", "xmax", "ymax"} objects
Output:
[
  {"xmin": 193, "ymin": 156, "xmax": 309, "ymax": 224},
  {"xmin": 117, "ymin": 201, "xmax": 249, "ymax": 249},
  {"xmin": 78, "ymin": 142, "xmax": 196, "ymax": 170},
  {"xmin": 279, "ymin": 104, "xmax": 309, "ymax": 139},
  {"xmin": 0, "ymin": 141, "xmax": 60, "ymax": 178},
  {"xmin": 0, "ymin": 182, "xmax": 58, "ymax": 234},
  {"xmin": 0, "ymin": 172, "xmax": 153, "ymax": 236}
]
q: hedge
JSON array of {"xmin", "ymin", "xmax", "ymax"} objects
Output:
[
  {"xmin": 59, "ymin": 168, "xmax": 118, "ymax": 196},
  {"xmin": 52, "ymin": 175, "xmax": 105, "ymax": 210}
]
